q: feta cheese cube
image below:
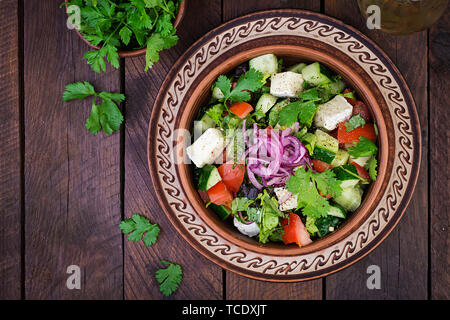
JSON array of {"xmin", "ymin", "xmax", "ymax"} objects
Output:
[
  {"xmin": 274, "ymin": 187, "xmax": 298, "ymax": 212},
  {"xmin": 313, "ymin": 94, "xmax": 353, "ymax": 131},
  {"xmin": 270, "ymin": 72, "xmax": 304, "ymax": 98},
  {"xmin": 186, "ymin": 128, "xmax": 226, "ymax": 168}
]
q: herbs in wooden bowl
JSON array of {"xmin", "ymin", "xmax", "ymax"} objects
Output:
[{"xmin": 63, "ymin": 0, "xmax": 185, "ymax": 73}]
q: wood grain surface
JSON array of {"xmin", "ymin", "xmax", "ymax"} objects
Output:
[
  {"xmin": 0, "ymin": 0, "xmax": 21, "ymax": 300},
  {"xmin": 0, "ymin": 0, "xmax": 447, "ymax": 300},
  {"xmin": 324, "ymin": 0, "xmax": 428, "ymax": 300}
]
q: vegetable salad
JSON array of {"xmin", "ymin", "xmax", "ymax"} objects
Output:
[{"xmin": 187, "ymin": 54, "xmax": 379, "ymax": 247}]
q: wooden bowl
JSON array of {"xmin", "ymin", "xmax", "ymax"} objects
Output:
[
  {"xmin": 148, "ymin": 10, "xmax": 421, "ymax": 281},
  {"xmin": 66, "ymin": 0, "xmax": 186, "ymax": 58}
]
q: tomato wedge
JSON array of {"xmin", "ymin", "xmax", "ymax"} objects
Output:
[
  {"xmin": 312, "ymin": 159, "xmax": 332, "ymax": 173},
  {"xmin": 207, "ymin": 181, "xmax": 234, "ymax": 206},
  {"xmin": 229, "ymin": 102, "xmax": 253, "ymax": 119},
  {"xmin": 281, "ymin": 212, "xmax": 312, "ymax": 247},
  {"xmin": 350, "ymin": 162, "xmax": 370, "ymax": 181},
  {"xmin": 337, "ymin": 122, "xmax": 377, "ymax": 144},
  {"xmin": 217, "ymin": 162, "xmax": 245, "ymax": 193}
]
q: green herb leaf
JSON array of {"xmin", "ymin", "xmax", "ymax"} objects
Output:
[
  {"xmin": 62, "ymin": 81, "xmax": 96, "ymax": 101},
  {"xmin": 367, "ymin": 156, "xmax": 378, "ymax": 181},
  {"xmin": 278, "ymin": 100, "xmax": 317, "ymax": 127},
  {"xmin": 119, "ymin": 214, "xmax": 160, "ymax": 246},
  {"xmin": 119, "ymin": 26, "xmax": 132, "ymax": 45},
  {"xmin": 156, "ymin": 260, "xmax": 183, "ymax": 296},
  {"xmin": 348, "ymin": 136, "xmax": 378, "ymax": 157},
  {"xmin": 344, "ymin": 114, "xmax": 366, "ymax": 132},
  {"xmin": 228, "ymin": 68, "xmax": 265, "ymax": 103}
]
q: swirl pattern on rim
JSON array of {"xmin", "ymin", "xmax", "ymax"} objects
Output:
[{"xmin": 152, "ymin": 15, "xmax": 416, "ymax": 277}]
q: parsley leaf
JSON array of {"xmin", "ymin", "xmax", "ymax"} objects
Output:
[
  {"xmin": 156, "ymin": 260, "xmax": 183, "ymax": 296},
  {"xmin": 344, "ymin": 114, "xmax": 366, "ymax": 132},
  {"xmin": 367, "ymin": 157, "xmax": 378, "ymax": 181},
  {"xmin": 213, "ymin": 69, "xmax": 265, "ymax": 104},
  {"xmin": 286, "ymin": 167, "xmax": 342, "ymax": 220},
  {"xmin": 120, "ymin": 214, "xmax": 160, "ymax": 246},
  {"xmin": 278, "ymin": 100, "xmax": 317, "ymax": 127},
  {"xmin": 63, "ymin": 81, "xmax": 125, "ymax": 135},
  {"xmin": 348, "ymin": 137, "xmax": 378, "ymax": 157}
]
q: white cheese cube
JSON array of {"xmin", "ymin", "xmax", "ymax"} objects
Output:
[
  {"xmin": 274, "ymin": 187, "xmax": 298, "ymax": 212},
  {"xmin": 233, "ymin": 217, "xmax": 260, "ymax": 238},
  {"xmin": 270, "ymin": 72, "xmax": 304, "ymax": 98},
  {"xmin": 186, "ymin": 128, "xmax": 226, "ymax": 168},
  {"xmin": 314, "ymin": 95, "xmax": 353, "ymax": 131}
]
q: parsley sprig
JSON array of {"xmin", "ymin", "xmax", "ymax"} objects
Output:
[
  {"xmin": 64, "ymin": 0, "xmax": 181, "ymax": 72},
  {"xmin": 62, "ymin": 81, "xmax": 125, "ymax": 134},
  {"xmin": 286, "ymin": 167, "xmax": 342, "ymax": 220},
  {"xmin": 119, "ymin": 213, "xmax": 160, "ymax": 246}
]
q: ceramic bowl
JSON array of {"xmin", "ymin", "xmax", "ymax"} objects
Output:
[
  {"xmin": 67, "ymin": 0, "xmax": 186, "ymax": 58},
  {"xmin": 148, "ymin": 10, "xmax": 421, "ymax": 281}
]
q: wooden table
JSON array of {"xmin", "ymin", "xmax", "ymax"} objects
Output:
[{"xmin": 0, "ymin": 0, "xmax": 448, "ymax": 300}]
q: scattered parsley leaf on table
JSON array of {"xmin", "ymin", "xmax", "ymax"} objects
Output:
[
  {"xmin": 62, "ymin": 81, "xmax": 125, "ymax": 135},
  {"xmin": 156, "ymin": 260, "xmax": 183, "ymax": 296},
  {"xmin": 348, "ymin": 136, "xmax": 378, "ymax": 157},
  {"xmin": 344, "ymin": 114, "xmax": 366, "ymax": 132},
  {"xmin": 120, "ymin": 214, "xmax": 160, "ymax": 246}
]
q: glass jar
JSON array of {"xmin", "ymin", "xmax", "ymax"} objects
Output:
[{"xmin": 358, "ymin": 0, "xmax": 448, "ymax": 35}]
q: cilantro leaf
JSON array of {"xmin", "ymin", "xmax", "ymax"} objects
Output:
[
  {"xmin": 299, "ymin": 88, "xmax": 319, "ymax": 101},
  {"xmin": 156, "ymin": 260, "xmax": 183, "ymax": 296},
  {"xmin": 62, "ymin": 81, "xmax": 96, "ymax": 101},
  {"xmin": 348, "ymin": 137, "xmax": 378, "ymax": 157},
  {"xmin": 278, "ymin": 101, "xmax": 317, "ymax": 127},
  {"xmin": 367, "ymin": 157, "xmax": 378, "ymax": 181},
  {"xmin": 120, "ymin": 214, "xmax": 160, "ymax": 246},
  {"xmin": 228, "ymin": 68, "xmax": 265, "ymax": 103},
  {"xmin": 345, "ymin": 114, "xmax": 366, "ymax": 132},
  {"xmin": 63, "ymin": 81, "xmax": 125, "ymax": 135},
  {"xmin": 313, "ymin": 169, "xmax": 342, "ymax": 198},
  {"xmin": 213, "ymin": 75, "xmax": 232, "ymax": 99}
]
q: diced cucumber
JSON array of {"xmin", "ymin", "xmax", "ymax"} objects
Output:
[
  {"xmin": 197, "ymin": 165, "xmax": 222, "ymax": 191},
  {"xmin": 212, "ymin": 86, "xmax": 225, "ymax": 100},
  {"xmin": 268, "ymin": 98, "xmax": 291, "ymax": 127},
  {"xmin": 287, "ymin": 62, "xmax": 307, "ymax": 73},
  {"xmin": 194, "ymin": 113, "xmax": 216, "ymax": 134},
  {"xmin": 315, "ymin": 129, "xmax": 339, "ymax": 153},
  {"xmin": 339, "ymin": 179, "xmax": 360, "ymax": 189},
  {"xmin": 333, "ymin": 185, "xmax": 363, "ymax": 212},
  {"xmin": 300, "ymin": 132, "xmax": 317, "ymax": 155},
  {"xmin": 327, "ymin": 204, "xmax": 346, "ymax": 218},
  {"xmin": 249, "ymin": 54, "xmax": 278, "ymax": 76},
  {"xmin": 255, "ymin": 93, "xmax": 277, "ymax": 119},
  {"xmin": 328, "ymin": 79, "xmax": 346, "ymax": 94},
  {"xmin": 302, "ymin": 62, "xmax": 332, "ymax": 85},
  {"xmin": 331, "ymin": 149, "xmax": 349, "ymax": 168},
  {"xmin": 312, "ymin": 129, "xmax": 339, "ymax": 164},
  {"xmin": 349, "ymin": 155, "xmax": 372, "ymax": 168},
  {"xmin": 209, "ymin": 203, "xmax": 231, "ymax": 220}
]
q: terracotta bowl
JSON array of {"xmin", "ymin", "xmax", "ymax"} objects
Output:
[
  {"xmin": 67, "ymin": 0, "xmax": 186, "ymax": 58},
  {"xmin": 148, "ymin": 10, "xmax": 421, "ymax": 282}
]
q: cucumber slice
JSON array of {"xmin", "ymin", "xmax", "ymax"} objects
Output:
[
  {"xmin": 287, "ymin": 62, "xmax": 307, "ymax": 73},
  {"xmin": 249, "ymin": 54, "xmax": 278, "ymax": 76},
  {"xmin": 339, "ymin": 179, "xmax": 359, "ymax": 189},
  {"xmin": 212, "ymin": 86, "xmax": 225, "ymax": 100},
  {"xmin": 300, "ymin": 132, "xmax": 317, "ymax": 155},
  {"xmin": 197, "ymin": 165, "xmax": 222, "ymax": 191},
  {"xmin": 194, "ymin": 113, "xmax": 216, "ymax": 134},
  {"xmin": 331, "ymin": 149, "xmax": 349, "ymax": 168},
  {"xmin": 333, "ymin": 185, "xmax": 363, "ymax": 212},
  {"xmin": 328, "ymin": 79, "xmax": 346, "ymax": 94},
  {"xmin": 302, "ymin": 62, "xmax": 332, "ymax": 85},
  {"xmin": 315, "ymin": 129, "xmax": 339, "ymax": 153},
  {"xmin": 209, "ymin": 203, "xmax": 231, "ymax": 220},
  {"xmin": 312, "ymin": 129, "xmax": 339, "ymax": 163},
  {"xmin": 268, "ymin": 98, "xmax": 291, "ymax": 127},
  {"xmin": 327, "ymin": 204, "xmax": 346, "ymax": 218},
  {"xmin": 255, "ymin": 93, "xmax": 277, "ymax": 119}
]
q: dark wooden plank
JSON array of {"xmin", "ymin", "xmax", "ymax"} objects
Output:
[
  {"xmin": 324, "ymin": 0, "xmax": 428, "ymax": 299},
  {"xmin": 24, "ymin": 0, "xmax": 122, "ymax": 299},
  {"xmin": 223, "ymin": 0, "xmax": 323, "ymax": 300},
  {"xmin": 0, "ymin": 0, "xmax": 21, "ymax": 300},
  {"xmin": 429, "ymin": 9, "xmax": 450, "ymax": 300},
  {"xmin": 123, "ymin": 0, "xmax": 223, "ymax": 299}
]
